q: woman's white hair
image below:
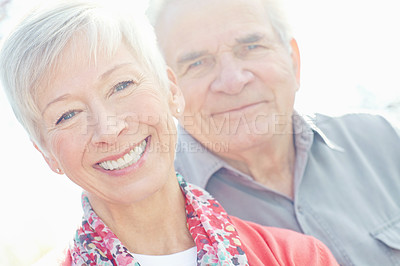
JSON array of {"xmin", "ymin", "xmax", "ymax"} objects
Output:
[
  {"xmin": 0, "ymin": 0, "xmax": 169, "ymax": 151},
  {"xmin": 147, "ymin": 0, "xmax": 293, "ymax": 51}
]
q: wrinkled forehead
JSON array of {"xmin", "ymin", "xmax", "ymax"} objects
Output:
[{"xmin": 155, "ymin": 0, "xmax": 276, "ymax": 65}]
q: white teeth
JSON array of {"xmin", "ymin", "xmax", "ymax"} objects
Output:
[
  {"xmin": 130, "ymin": 152, "xmax": 139, "ymax": 162},
  {"xmin": 101, "ymin": 162, "xmax": 108, "ymax": 170},
  {"xmin": 123, "ymin": 153, "xmax": 133, "ymax": 162},
  {"xmin": 134, "ymin": 146, "xmax": 140, "ymax": 154},
  {"xmin": 99, "ymin": 138, "xmax": 148, "ymax": 171}
]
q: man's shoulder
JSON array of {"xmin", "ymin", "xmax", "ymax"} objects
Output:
[
  {"xmin": 312, "ymin": 112, "xmax": 398, "ymax": 137},
  {"xmin": 313, "ymin": 112, "xmax": 390, "ymax": 126},
  {"xmin": 308, "ymin": 112, "xmax": 400, "ymax": 157}
]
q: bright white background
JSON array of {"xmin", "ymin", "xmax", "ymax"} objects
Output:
[{"xmin": 0, "ymin": 0, "xmax": 399, "ymax": 265}]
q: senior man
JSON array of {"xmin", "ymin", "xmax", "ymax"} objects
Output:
[{"xmin": 148, "ymin": 0, "xmax": 400, "ymax": 265}]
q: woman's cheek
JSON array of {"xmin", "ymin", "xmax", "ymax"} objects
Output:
[{"xmin": 49, "ymin": 130, "xmax": 81, "ymax": 160}]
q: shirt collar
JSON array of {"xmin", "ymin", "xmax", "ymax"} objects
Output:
[
  {"xmin": 175, "ymin": 112, "xmax": 344, "ymax": 189},
  {"xmin": 297, "ymin": 112, "xmax": 345, "ymax": 152},
  {"xmin": 175, "ymin": 125, "xmax": 225, "ymax": 189}
]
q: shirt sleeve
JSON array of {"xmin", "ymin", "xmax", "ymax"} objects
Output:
[{"xmin": 230, "ymin": 216, "xmax": 339, "ymax": 266}]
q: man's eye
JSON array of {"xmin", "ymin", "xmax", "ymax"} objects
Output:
[
  {"xmin": 185, "ymin": 55, "xmax": 215, "ymax": 75},
  {"xmin": 181, "ymin": 55, "xmax": 215, "ymax": 77},
  {"xmin": 114, "ymin": 80, "xmax": 134, "ymax": 93},
  {"xmin": 235, "ymin": 43, "xmax": 268, "ymax": 59},
  {"xmin": 56, "ymin": 110, "xmax": 78, "ymax": 125},
  {"xmin": 188, "ymin": 60, "xmax": 203, "ymax": 69},
  {"xmin": 247, "ymin": 44, "xmax": 260, "ymax": 50}
]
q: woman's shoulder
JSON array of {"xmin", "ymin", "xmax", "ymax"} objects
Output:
[
  {"xmin": 32, "ymin": 246, "xmax": 72, "ymax": 266},
  {"xmin": 229, "ymin": 216, "xmax": 339, "ymax": 266},
  {"xmin": 61, "ymin": 249, "xmax": 72, "ymax": 266}
]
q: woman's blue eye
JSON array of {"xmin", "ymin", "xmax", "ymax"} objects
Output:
[
  {"xmin": 114, "ymin": 80, "xmax": 134, "ymax": 92},
  {"xmin": 56, "ymin": 110, "xmax": 77, "ymax": 125}
]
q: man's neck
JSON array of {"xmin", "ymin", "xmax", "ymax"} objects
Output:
[{"xmin": 221, "ymin": 132, "xmax": 296, "ymax": 198}]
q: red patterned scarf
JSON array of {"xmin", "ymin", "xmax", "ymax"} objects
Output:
[{"xmin": 70, "ymin": 173, "xmax": 249, "ymax": 265}]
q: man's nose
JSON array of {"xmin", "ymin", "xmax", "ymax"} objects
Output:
[{"xmin": 210, "ymin": 53, "xmax": 254, "ymax": 94}]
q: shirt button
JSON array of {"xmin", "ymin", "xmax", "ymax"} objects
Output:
[{"xmin": 297, "ymin": 206, "xmax": 303, "ymax": 214}]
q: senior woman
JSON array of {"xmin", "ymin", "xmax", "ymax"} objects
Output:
[{"xmin": 0, "ymin": 1, "xmax": 338, "ymax": 265}]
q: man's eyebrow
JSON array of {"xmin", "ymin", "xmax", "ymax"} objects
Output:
[
  {"xmin": 235, "ymin": 33, "xmax": 265, "ymax": 44},
  {"xmin": 177, "ymin": 50, "xmax": 208, "ymax": 64}
]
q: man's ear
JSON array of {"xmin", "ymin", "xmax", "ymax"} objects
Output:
[
  {"xmin": 166, "ymin": 67, "xmax": 185, "ymax": 117},
  {"xmin": 290, "ymin": 38, "xmax": 301, "ymax": 90},
  {"xmin": 32, "ymin": 141, "xmax": 63, "ymax": 175}
]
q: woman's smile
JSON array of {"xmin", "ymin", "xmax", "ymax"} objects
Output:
[
  {"xmin": 93, "ymin": 135, "xmax": 152, "ymax": 178},
  {"xmin": 97, "ymin": 136, "xmax": 149, "ymax": 171}
]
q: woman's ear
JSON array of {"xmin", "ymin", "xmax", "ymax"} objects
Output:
[
  {"xmin": 32, "ymin": 141, "xmax": 64, "ymax": 175},
  {"xmin": 166, "ymin": 67, "xmax": 185, "ymax": 117}
]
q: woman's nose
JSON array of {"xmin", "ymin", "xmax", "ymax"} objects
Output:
[{"xmin": 90, "ymin": 107, "xmax": 128, "ymax": 146}]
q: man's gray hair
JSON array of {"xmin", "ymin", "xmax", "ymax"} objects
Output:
[
  {"xmin": 0, "ymin": 0, "xmax": 169, "ymax": 151},
  {"xmin": 147, "ymin": 0, "xmax": 293, "ymax": 51}
]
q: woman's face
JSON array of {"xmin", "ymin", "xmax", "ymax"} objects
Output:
[{"xmin": 37, "ymin": 40, "xmax": 183, "ymax": 205}]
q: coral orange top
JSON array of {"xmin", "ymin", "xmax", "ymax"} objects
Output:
[{"xmin": 231, "ymin": 216, "xmax": 338, "ymax": 265}]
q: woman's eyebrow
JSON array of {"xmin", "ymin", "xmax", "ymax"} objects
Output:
[
  {"xmin": 42, "ymin": 94, "xmax": 71, "ymax": 115},
  {"xmin": 98, "ymin": 62, "xmax": 133, "ymax": 81}
]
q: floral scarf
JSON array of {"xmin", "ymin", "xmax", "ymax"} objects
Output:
[{"xmin": 70, "ymin": 173, "xmax": 249, "ymax": 265}]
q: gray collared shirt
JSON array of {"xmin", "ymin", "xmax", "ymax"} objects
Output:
[{"xmin": 175, "ymin": 112, "xmax": 400, "ymax": 266}]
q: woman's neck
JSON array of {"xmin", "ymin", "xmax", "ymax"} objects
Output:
[{"xmin": 88, "ymin": 171, "xmax": 195, "ymax": 255}]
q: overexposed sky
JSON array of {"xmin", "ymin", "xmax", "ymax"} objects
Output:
[
  {"xmin": 0, "ymin": 0, "xmax": 399, "ymax": 265},
  {"xmin": 288, "ymin": 0, "xmax": 400, "ymax": 113}
]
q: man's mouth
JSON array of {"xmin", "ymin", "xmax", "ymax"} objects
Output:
[
  {"xmin": 98, "ymin": 138, "xmax": 148, "ymax": 171},
  {"xmin": 212, "ymin": 102, "xmax": 266, "ymax": 116}
]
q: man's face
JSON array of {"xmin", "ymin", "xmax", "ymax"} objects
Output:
[{"xmin": 155, "ymin": 0, "xmax": 300, "ymax": 156}]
